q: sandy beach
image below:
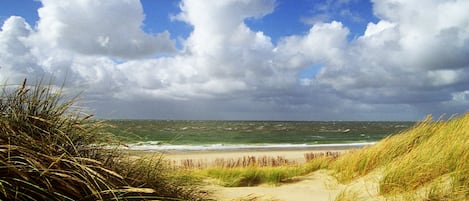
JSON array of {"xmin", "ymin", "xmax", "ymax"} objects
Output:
[
  {"xmin": 127, "ymin": 146, "xmax": 355, "ymax": 166},
  {"xmin": 204, "ymin": 169, "xmax": 346, "ymax": 201},
  {"xmin": 169, "ymin": 149, "xmax": 346, "ymax": 165},
  {"xmin": 127, "ymin": 147, "xmax": 359, "ymax": 201}
]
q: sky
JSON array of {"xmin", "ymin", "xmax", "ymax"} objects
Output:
[{"xmin": 1, "ymin": 0, "xmax": 469, "ymax": 121}]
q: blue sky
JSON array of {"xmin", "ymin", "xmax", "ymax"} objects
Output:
[
  {"xmin": 1, "ymin": 0, "xmax": 469, "ymax": 121},
  {"xmin": 19, "ymin": 0, "xmax": 372, "ymax": 49},
  {"xmin": 0, "ymin": 0, "xmax": 375, "ymax": 54},
  {"xmin": 141, "ymin": 0, "xmax": 378, "ymax": 46},
  {"xmin": 0, "ymin": 0, "xmax": 40, "ymax": 24}
]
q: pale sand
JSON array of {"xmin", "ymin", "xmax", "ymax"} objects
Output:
[
  {"xmin": 165, "ymin": 149, "xmax": 345, "ymax": 163},
  {"xmin": 129, "ymin": 148, "xmax": 350, "ymax": 167},
  {"xmin": 127, "ymin": 148, "xmax": 360, "ymax": 201},
  {"xmin": 205, "ymin": 170, "xmax": 345, "ymax": 201}
]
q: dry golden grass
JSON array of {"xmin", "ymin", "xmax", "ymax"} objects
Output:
[
  {"xmin": 0, "ymin": 79, "xmax": 208, "ymax": 200},
  {"xmin": 329, "ymin": 113, "xmax": 469, "ymax": 200},
  {"xmin": 193, "ymin": 152, "xmax": 340, "ymax": 187},
  {"xmin": 171, "ymin": 151, "xmax": 343, "ymax": 170},
  {"xmin": 304, "ymin": 151, "xmax": 341, "ymax": 162},
  {"xmin": 175, "ymin": 155, "xmax": 300, "ymax": 169}
]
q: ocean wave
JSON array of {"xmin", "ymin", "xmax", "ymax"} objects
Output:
[{"xmin": 125, "ymin": 142, "xmax": 376, "ymax": 151}]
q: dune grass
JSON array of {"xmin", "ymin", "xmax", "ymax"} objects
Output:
[
  {"xmin": 199, "ymin": 153, "xmax": 336, "ymax": 187},
  {"xmin": 115, "ymin": 154, "xmax": 206, "ymax": 200},
  {"xmin": 203, "ymin": 166, "xmax": 300, "ymax": 187},
  {"xmin": 199, "ymin": 113, "xmax": 468, "ymax": 200},
  {"xmin": 4, "ymin": 79, "xmax": 467, "ymax": 200},
  {"xmin": 329, "ymin": 114, "xmax": 469, "ymax": 200},
  {"xmin": 0, "ymin": 79, "xmax": 207, "ymax": 200}
]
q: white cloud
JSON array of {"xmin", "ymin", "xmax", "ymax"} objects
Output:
[
  {"xmin": 2, "ymin": 0, "xmax": 469, "ymax": 120},
  {"xmin": 36, "ymin": 0, "xmax": 176, "ymax": 59},
  {"xmin": 363, "ymin": 20, "xmax": 395, "ymax": 37},
  {"xmin": 141, "ymin": 0, "xmax": 285, "ymax": 96},
  {"xmin": 315, "ymin": 0, "xmax": 469, "ymax": 106},
  {"xmin": 276, "ymin": 21, "xmax": 349, "ymax": 69},
  {"xmin": 0, "ymin": 16, "xmax": 43, "ymax": 83}
]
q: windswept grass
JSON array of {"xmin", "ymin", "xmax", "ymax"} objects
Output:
[
  {"xmin": 0, "ymin": 79, "xmax": 207, "ymax": 200},
  {"xmin": 329, "ymin": 114, "xmax": 469, "ymax": 200},
  {"xmin": 176, "ymin": 155, "xmax": 301, "ymax": 169},
  {"xmin": 203, "ymin": 114, "xmax": 468, "ymax": 199},
  {"xmin": 115, "ymin": 154, "xmax": 206, "ymax": 200},
  {"xmin": 199, "ymin": 153, "xmax": 338, "ymax": 187},
  {"xmin": 204, "ymin": 166, "xmax": 301, "ymax": 187},
  {"xmin": 4, "ymin": 79, "xmax": 467, "ymax": 200},
  {"xmin": 333, "ymin": 188, "xmax": 364, "ymax": 201}
]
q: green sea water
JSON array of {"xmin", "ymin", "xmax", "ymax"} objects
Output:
[{"xmin": 105, "ymin": 120, "xmax": 414, "ymax": 151}]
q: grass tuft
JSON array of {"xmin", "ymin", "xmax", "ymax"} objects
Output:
[
  {"xmin": 0, "ymin": 79, "xmax": 207, "ymax": 200},
  {"xmin": 203, "ymin": 166, "xmax": 302, "ymax": 187},
  {"xmin": 329, "ymin": 113, "xmax": 469, "ymax": 199},
  {"xmin": 116, "ymin": 154, "xmax": 206, "ymax": 200},
  {"xmin": 200, "ymin": 152, "xmax": 340, "ymax": 187}
]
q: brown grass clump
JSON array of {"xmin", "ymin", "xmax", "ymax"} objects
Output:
[
  {"xmin": 0, "ymin": 79, "xmax": 207, "ymax": 200},
  {"xmin": 175, "ymin": 152, "xmax": 342, "ymax": 170},
  {"xmin": 304, "ymin": 151, "xmax": 341, "ymax": 162},
  {"xmin": 115, "ymin": 154, "xmax": 206, "ymax": 201},
  {"xmin": 173, "ymin": 155, "xmax": 297, "ymax": 170},
  {"xmin": 213, "ymin": 155, "xmax": 296, "ymax": 168},
  {"xmin": 199, "ymin": 152, "xmax": 341, "ymax": 187},
  {"xmin": 179, "ymin": 158, "xmax": 208, "ymax": 169}
]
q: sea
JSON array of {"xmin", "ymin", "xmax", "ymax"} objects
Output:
[{"xmin": 105, "ymin": 120, "xmax": 415, "ymax": 152}]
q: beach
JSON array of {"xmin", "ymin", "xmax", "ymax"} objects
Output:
[
  {"xmin": 126, "ymin": 145, "xmax": 359, "ymax": 166},
  {"xmin": 170, "ymin": 148, "xmax": 352, "ymax": 201},
  {"xmin": 205, "ymin": 170, "xmax": 345, "ymax": 201},
  {"xmin": 112, "ymin": 120, "xmax": 409, "ymax": 200},
  {"xmin": 126, "ymin": 147, "xmax": 359, "ymax": 201},
  {"xmin": 113, "ymin": 120, "xmax": 394, "ymax": 200}
]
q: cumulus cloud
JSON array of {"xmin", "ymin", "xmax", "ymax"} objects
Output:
[
  {"xmin": 276, "ymin": 21, "xmax": 349, "ymax": 69},
  {"xmin": 0, "ymin": 16, "xmax": 45, "ymax": 83},
  {"xmin": 1, "ymin": 0, "xmax": 469, "ymax": 120},
  {"xmin": 314, "ymin": 0, "xmax": 469, "ymax": 106},
  {"xmin": 112, "ymin": 0, "xmax": 284, "ymax": 101},
  {"xmin": 36, "ymin": 0, "xmax": 176, "ymax": 58}
]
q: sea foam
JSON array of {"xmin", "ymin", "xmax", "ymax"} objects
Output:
[{"xmin": 126, "ymin": 142, "xmax": 376, "ymax": 151}]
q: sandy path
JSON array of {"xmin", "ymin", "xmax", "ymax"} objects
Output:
[
  {"xmin": 205, "ymin": 170, "xmax": 344, "ymax": 201},
  {"xmin": 126, "ymin": 149, "xmax": 363, "ymax": 201},
  {"xmin": 162, "ymin": 149, "xmax": 350, "ymax": 201}
]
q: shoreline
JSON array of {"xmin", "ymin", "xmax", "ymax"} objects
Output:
[
  {"xmin": 122, "ymin": 144, "xmax": 367, "ymax": 200},
  {"xmin": 124, "ymin": 141, "xmax": 375, "ymax": 152},
  {"xmin": 125, "ymin": 144, "xmax": 362, "ymax": 165}
]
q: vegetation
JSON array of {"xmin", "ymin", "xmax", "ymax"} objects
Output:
[
  {"xmin": 0, "ymin": 79, "xmax": 207, "ymax": 200},
  {"xmin": 115, "ymin": 154, "xmax": 205, "ymax": 200},
  {"xmin": 203, "ymin": 166, "xmax": 300, "ymax": 187},
  {"xmin": 186, "ymin": 113, "xmax": 469, "ymax": 200},
  {"xmin": 2, "ymin": 78, "xmax": 467, "ymax": 200},
  {"xmin": 196, "ymin": 153, "xmax": 336, "ymax": 187},
  {"xmin": 330, "ymin": 114, "xmax": 469, "ymax": 200}
]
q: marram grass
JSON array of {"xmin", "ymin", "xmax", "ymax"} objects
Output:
[
  {"xmin": 0, "ymin": 79, "xmax": 207, "ymax": 200},
  {"xmin": 200, "ymin": 154, "xmax": 335, "ymax": 187},
  {"xmin": 203, "ymin": 166, "xmax": 302, "ymax": 187},
  {"xmin": 4, "ymin": 79, "xmax": 467, "ymax": 200},
  {"xmin": 329, "ymin": 113, "xmax": 469, "ymax": 200}
]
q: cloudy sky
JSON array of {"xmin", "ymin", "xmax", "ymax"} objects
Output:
[{"xmin": 1, "ymin": 0, "xmax": 469, "ymax": 121}]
